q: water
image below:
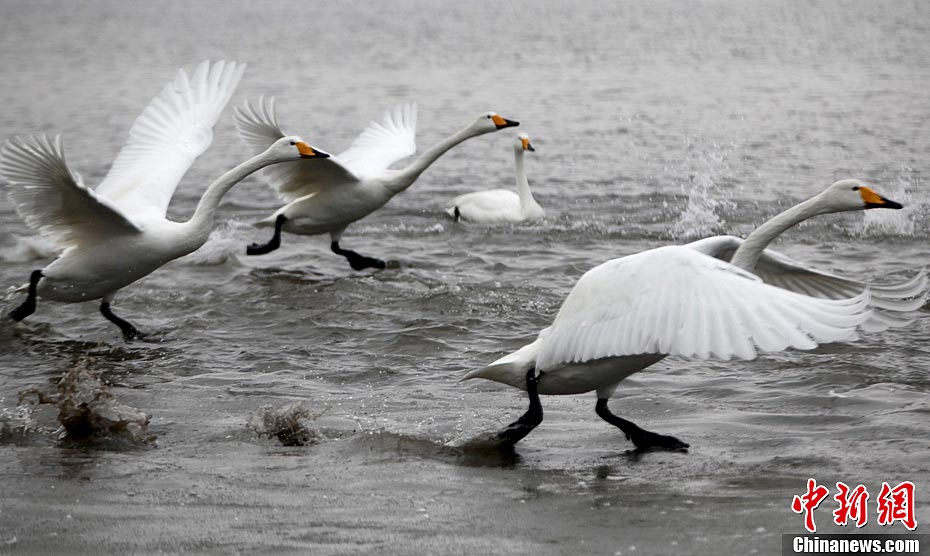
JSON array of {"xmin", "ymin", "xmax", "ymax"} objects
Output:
[{"xmin": 1, "ymin": 1, "xmax": 929, "ymax": 554}]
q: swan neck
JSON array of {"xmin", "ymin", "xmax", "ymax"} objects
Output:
[
  {"xmin": 730, "ymin": 195, "xmax": 826, "ymax": 271},
  {"xmin": 514, "ymin": 149, "xmax": 535, "ymax": 208},
  {"xmin": 388, "ymin": 125, "xmax": 478, "ymax": 194},
  {"xmin": 185, "ymin": 154, "xmax": 269, "ymax": 239}
]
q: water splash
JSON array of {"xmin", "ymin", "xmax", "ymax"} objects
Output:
[
  {"xmin": 181, "ymin": 222, "xmax": 246, "ymax": 266},
  {"xmin": 17, "ymin": 357, "xmax": 155, "ymax": 445},
  {"xmin": 3, "ymin": 234, "xmax": 59, "ymax": 262},
  {"xmin": 854, "ymin": 174, "xmax": 925, "ymax": 237},
  {"xmin": 248, "ymin": 402, "xmax": 321, "ymax": 446},
  {"xmin": 669, "ymin": 173, "xmax": 735, "ymax": 240}
]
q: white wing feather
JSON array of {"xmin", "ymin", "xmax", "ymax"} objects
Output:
[
  {"xmin": 95, "ymin": 60, "xmax": 246, "ymax": 221},
  {"xmin": 335, "ymin": 102, "xmax": 417, "ymax": 178},
  {"xmin": 233, "ymin": 96, "xmax": 360, "ymax": 202},
  {"xmin": 536, "ymin": 246, "xmax": 872, "ymax": 370},
  {"xmin": 687, "ymin": 235, "xmax": 928, "ymax": 331},
  {"xmin": 1, "ymin": 135, "xmax": 142, "ymax": 247}
]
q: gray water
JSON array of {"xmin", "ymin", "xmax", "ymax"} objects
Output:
[{"xmin": 1, "ymin": 1, "xmax": 929, "ymax": 554}]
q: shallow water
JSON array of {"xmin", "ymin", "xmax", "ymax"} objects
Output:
[{"xmin": 1, "ymin": 1, "xmax": 929, "ymax": 554}]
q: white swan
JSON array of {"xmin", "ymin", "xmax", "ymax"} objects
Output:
[
  {"xmin": 2, "ymin": 61, "xmax": 329, "ymax": 339},
  {"xmin": 446, "ymin": 132, "xmax": 544, "ymax": 223},
  {"xmin": 463, "ymin": 179, "xmax": 926, "ymax": 451},
  {"xmin": 234, "ymin": 98, "xmax": 520, "ymax": 270}
]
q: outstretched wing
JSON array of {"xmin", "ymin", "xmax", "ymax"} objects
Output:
[
  {"xmin": 95, "ymin": 60, "xmax": 246, "ymax": 221},
  {"xmin": 233, "ymin": 96, "xmax": 360, "ymax": 202},
  {"xmin": 335, "ymin": 102, "xmax": 417, "ymax": 178},
  {"xmin": 1, "ymin": 135, "xmax": 142, "ymax": 247},
  {"xmin": 536, "ymin": 245, "xmax": 872, "ymax": 370},
  {"xmin": 688, "ymin": 235, "xmax": 928, "ymax": 331}
]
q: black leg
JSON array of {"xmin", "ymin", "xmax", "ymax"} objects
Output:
[
  {"xmin": 453, "ymin": 206, "xmax": 462, "ymax": 222},
  {"xmin": 595, "ymin": 398, "xmax": 688, "ymax": 452},
  {"xmin": 247, "ymin": 214, "xmax": 287, "ymax": 256},
  {"xmin": 330, "ymin": 241, "xmax": 386, "ymax": 271},
  {"xmin": 9, "ymin": 270, "xmax": 42, "ymax": 322},
  {"xmin": 497, "ymin": 368, "xmax": 544, "ymax": 447},
  {"xmin": 100, "ymin": 302, "xmax": 143, "ymax": 341}
]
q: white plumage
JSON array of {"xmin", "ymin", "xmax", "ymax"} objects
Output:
[
  {"xmin": 447, "ymin": 132, "xmax": 544, "ymax": 223},
  {"xmin": 2, "ymin": 61, "xmax": 328, "ymax": 338},
  {"xmin": 96, "ymin": 60, "xmax": 245, "ymax": 222},
  {"xmin": 463, "ymin": 179, "xmax": 925, "ymax": 451},
  {"xmin": 234, "ymin": 98, "xmax": 520, "ymax": 269}
]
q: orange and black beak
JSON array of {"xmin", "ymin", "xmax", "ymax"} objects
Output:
[
  {"xmin": 297, "ymin": 142, "xmax": 330, "ymax": 159},
  {"xmin": 860, "ymin": 186, "xmax": 903, "ymax": 209},
  {"xmin": 491, "ymin": 114, "xmax": 520, "ymax": 129},
  {"xmin": 521, "ymin": 136, "xmax": 535, "ymax": 152}
]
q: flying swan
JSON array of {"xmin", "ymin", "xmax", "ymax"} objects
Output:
[
  {"xmin": 463, "ymin": 179, "xmax": 927, "ymax": 451},
  {"xmin": 446, "ymin": 132, "xmax": 544, "ymax": 223},
  {"xmin": 234, "ymin": 98, "xmax": 519, "ymax": 270},
  {"xmin": 2, "ymin": 61, "xmax": 329, "ymax": 339}
]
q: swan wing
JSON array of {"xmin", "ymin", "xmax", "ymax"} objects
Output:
[
  {"xmin": 233, "ymin": 96, "xmax": 360, "ymax": 202},
  {"xmin": 334, "ymin": 102, "xmax": 417, "ymax": 179},
  {"xmin": 95, "ymin": 60, "xmax": 246, "ymax": 221},
  {"xmin": 1, "ymin": 135, "xmax": 142, "ymax": 247},
  {"xmin": 536, "ymin": 245, "xmax": 872, "ymax": 370},
  {"xmin": 688, "ymin": 235, "xmax": 928, "ymax": 330}
]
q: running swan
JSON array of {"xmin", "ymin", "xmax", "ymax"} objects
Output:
[
  {"xmin": 2, "ymin": 61, "xmax": 329, "ymax": 339},
  {"xmin": 235, "ymin": 98, "xmax": 519, "ymax": 270},
  {"xmin": 463, "ymin": 180, "xmax": 926, "ymax": 451},
  {"xmin": 446, "ymin": 132, "xmax": 544, "ymax": 223}
]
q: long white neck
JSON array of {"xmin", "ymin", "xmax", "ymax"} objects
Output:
[
  {"xmin": 730, "ymin": 195, "xmax": 827, "ymax": 271},
  {"xmin": 385, "ymin": 125, "xmax": 481, "ymax": 195},
  {"xmin": 514, "ymin": 149, "xmax": 536, "ymax": 210},
  {"xmin": 183, "ymin": 153, "xmax": 271, "ymax": 244}
]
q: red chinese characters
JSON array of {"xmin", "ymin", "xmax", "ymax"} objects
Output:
[
  {"xmin": 876, "ymin": 481, "xmax": 917, "ymax": 530},
  {"xmin": 833, "ymin": 482, "xmax": 869, "ymax": 528},
  {"xmin": 792, "ymin": 478, "xmax": 830, "ymax": 533},
  {"xmin": 791, "ymin": 479, "xmax": 918, "ymax": 532}
]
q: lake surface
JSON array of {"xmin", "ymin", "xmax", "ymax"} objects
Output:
[{"xmin": 1, "ymin": 1, "xmax": 928, "ymax": 554}]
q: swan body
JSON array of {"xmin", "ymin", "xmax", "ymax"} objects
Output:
[
  {"xmin": 235, "ymin": 98, "xmax": 519, "ymax": 269},
  {"xmin": 2, "ymin": 61, "xmax": 329, "ymax": 338},
  {"xmin": 464, "ymin": 179, "xmax": 924, "ymax": 450},
  {"xmin": 447, "ymin": 132, "xmax": 544, "ymax": 223}
]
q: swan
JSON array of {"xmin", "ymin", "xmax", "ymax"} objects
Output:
[
  {"xmin": 2, "ymin": 61, "xmax": 329, "ymax": 340},
  {"xmin": 234, "ymin": 98, "xmax": 519, "ymax": 270},
  {"xmin": 446, "ymin": 132, "xmax": 544, "ymax": 223},
  {"xmin": 463, "ymin": 179, "xmax": 927, "ymax": 451}
]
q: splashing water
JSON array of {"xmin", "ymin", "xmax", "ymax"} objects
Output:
[
  {"xmin": 855, "ymin": 174, "xmax": 924, "ymax": 237},
  {"xmin": 669, "ymin": 174, "xmax": 735, "ymax": 240}
]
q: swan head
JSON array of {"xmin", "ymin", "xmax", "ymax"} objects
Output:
[
  {"xmin": 816, "ymin": 179, "xmax": 903, "ymax": 212},
  {"xmin": 264, "ymin": 136, "xmax": 331, "ymax": 163},
  {"xmin": 515, "ymin": 132, "xmax": 535, "ymax": 152},
  {"xmin": 472, "ymin": 111, "xmax": 519, "ymax": 135}
]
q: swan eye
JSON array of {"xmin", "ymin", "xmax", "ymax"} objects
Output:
[
  {"xmin": 290, "ymin": 141, "xmax": 296, "ymax": 146},
  {"xmin": 852, "ymin": 186, "xmax": 860, "ymax": 191}
]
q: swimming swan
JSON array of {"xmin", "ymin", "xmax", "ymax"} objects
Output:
[
  {"xmin": 234, "ymin": 98, "xmax": 519, "ymax": 270},
  {"xmin": 463, "ymin": 179, "xmax": 926, "ymax": 451},
  {"xmin": 446, "ymin": 132, "xmax": 544, "ymax": 223},
  {"xmin": 2, "ymin": 61, "xmax": 329, "ymax": 339}
]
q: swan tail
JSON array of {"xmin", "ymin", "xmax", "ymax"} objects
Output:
[
  {"xmin": 253, "ymin": 215, "xmax": 277, "ymax": 229},
  {"xmin": 461, "ymin": 360, "xmax": 534, "ymax": 391}
]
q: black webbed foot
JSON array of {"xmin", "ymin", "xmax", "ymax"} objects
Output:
[
  {"xmin": 100, "ymin": 302, "xmax": 143, "ymax": 342},
  {"xmin": 331, "ymin": 241, "xmax": 386, "ymax": 271},
  {"xmin": 595, "ymin": 398, "xmax": 688, "ymax": 453},
  {"xmin": 247, "ymin": 215, "xmax": 286, "ymax": 256},
  {"xmin": 497, "ymin": 368, "xmax": 543, "ymax": 447},
  {"xmin": 9, "ymin": 270, "xmax": 42, "ymax": 322}
]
